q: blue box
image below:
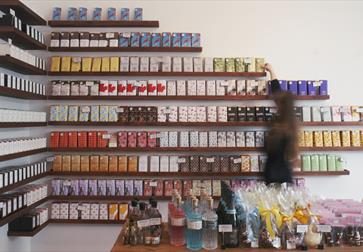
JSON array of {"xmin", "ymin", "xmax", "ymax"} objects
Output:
[
  {"xmin": 79, "ymin": 7, "xmax": 87, "ymax": 21},
  {"xmin": 107, "ymin": 8, "xmax": 116, "ymax": 20},
  {"xmin": 67, "ymin": 7, "xmax": 77, "ymax": 21},
  {"xmin": 191, "ymin": 33, "xmax": 201, "ymax": 47},
  {"xmin": 307, "ymin": 81, "xmax": 317, "ymax": 95},
  {"xmin": 120, "ymin": 8, "xmax": 130, "ymax": 20},
  {"xmin": 181, "ymin": 33, "xmax": 192, "ymax": 47},
  {"xmin": 130, "ymin": 32, "xmax": 140, "ymax": 47},
  {"xmin": 172, "ymin": 33, "xmax": 181, "ymax": 47},
  {"xmin": 119, "ymin": 33, "xmax": 130, "ymax": 47},
  {"xmin": 287, "ymin": 80, "xmax": 298, "ymax": 95},
  {"xmin": 279, "ymin": 80, "xmax": 288, "ymax": 91},
  {"xmin": 162, "ymin": 32, "xmax": 171, "ymax": 47},
  {"xmin": 140, "ymin": 32, "xmax": 151, "ymax": 47},
  {"xmin": 134, "ymin": 8, "xmax": 143, "ymax": 20},
  {"xmin": 93, "ymin": 8, "xmax": 102, "ymax": 20},
  {"xmin": 318, "ymin": 80, "xmax": 328, "ymax": 95},
  {"xmin": 151, "ymin": 33, "xmax": 161, "ymax": 47},
  {"xmin": 297, "ymin": 80, "xmax": 307, "ymax": 95},
  {"xmin": 52, "ymin": 7, "xmax": 62, "ymax": 20}
]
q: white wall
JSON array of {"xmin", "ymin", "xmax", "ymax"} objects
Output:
[{"xmin": 1, "ymin": 0, "xmax": 363, "ymax": 251}]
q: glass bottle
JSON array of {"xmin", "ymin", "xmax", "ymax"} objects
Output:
[
  {"xmin": 182, "ymin": 189, "xmax": 194, "ymax": 215},
  {"xmin": 186, "ymin": 198, "xmax": 203, "ymax": 250},
  {"xmin": 170, "ymin": 196, "xmax": 186, "ymax": 246},
  {"xmin": 202, "ymin": 197, "xmax": 218, "ymax": 250},
  {"xmin": 168, "ymin": 189, "xmax": 179, "ymax": 235},
  {"xmin": 128, "ymin": 200, "xmax": 141, "ymax": 245},
  {"xmin": 136, "ymin": 202, "xmax": 148, "ymax": 245},
  {"xmin": 220, "ymin": 201, "xmax": 239, "ymax": 248},
  {"xmin": 199, "ymin": 188, "xmax": 209, "ymax": 214},
  {"xmin": 144, "ymin": 200, "xmax": 162, "ymax": 245}
]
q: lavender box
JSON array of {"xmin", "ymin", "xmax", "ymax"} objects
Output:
[
  {"xmin": 79, "ymin": 179, "xmax": 88, "ymax": 196},
  {"xmin": 298, "ymin": 80, "xmax": 307, "ymax": 95},
  {"xmin": 97, "ymin": 179, "xmax": 107, "ymax": 196},
  {"xmin": 287, "ymin": 80, "xmax": 298, "ymax": 95},
  {"xmin": 134, "ymin": 180, "xmax": 143, "ymax": 196},
  {"xmin": 279, "ymin": 80, "xmax": 288, "ymax": 91},
  {"xmin": 88, "ymin": 179, "xmax": 97, "ymax": 196},
  {"xmin": 125, "ymin": 180, "xmax": 134, "ymax": 196},
  {"xmin": 51, "ymin": 179, "xmax": 61, "ymax": 195},
  {"xmin": 70, "ymin": 179, "xmax": 79, "ymax": 196},
  {"xmin": 106, "ymin": 179, "xmax": 115, "ymax": 196},
  {"xmin": 115, "ymin": 180, "xmax": 125, "ymax": 196},
  {"xmin": 318, "ymin": 80, "xmax": 328, "ymax": 95},
  {"xmin": 307, "ymin": 81, "xmax": 317, "ymax": 95}
]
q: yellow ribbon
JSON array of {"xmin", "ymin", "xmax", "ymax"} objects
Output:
[
  {"xmin": 294, "ymin": 207, "xmax": 321, "ymax": 224},
  {"xmin": 258, "ymin": 206, "xmax": 283, "ymax": 239}
]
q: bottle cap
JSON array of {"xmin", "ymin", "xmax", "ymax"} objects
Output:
[
  {"xmin": 139, "ymin": 202, "xmax": 146, "ymax": 211},
  {"xmin": 131, "ymin": 200, "xmax": 138, "ymax": 207},
  {"xmin": 151, "ymin": 200, "xmax": 157, "ymax": 208}
]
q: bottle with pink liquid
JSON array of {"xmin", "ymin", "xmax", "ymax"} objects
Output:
[{"xmin": 169, "ymin": 196, "xmax": 186, "ymax": 246}]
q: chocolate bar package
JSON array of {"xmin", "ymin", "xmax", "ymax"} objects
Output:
[
  {"xmin": 341, "ymin": 131, "xmax": 351, "ymax": 147},
  {"xmin": 172, "ymin": 33, "xmax": 181, "ymax": 47},
  {"xmin": 206, "ymin": 80, "xmax": 216, "ymax": 96},
  {"xmin": 169, "ymin": 156, "xmax": 179, "ymax": 172},
  {"xmin": 143, "ymin": 180, "xmax": 152, "ymax": 196},
  {"xmin": 190, "ymin": 131, "xmax": 199, "ymax": 147},
  {"xmin": 304, "ymin": 131, "xmax": 314, "ymax": 147},
  {"xmin": 331, "ymin": 106, "xmax": 342, "ymax": 122},
  {"xmin": 226, "ymin": 131, "xmax": 236, "ymax": 147},
  {"xmin": 164, "ymin": 180, "xmax": 174, "ymax": 196},
  {"xmin": 216, "ymin": 80, "xmax": 227, "ymax": 96},
  {"xmin": 97, "ymin": 179, "xmax": 107, "ymax": 196},
  {"xmin": 193, "ymin": 57, "xmax": 203, "ymax": 72},
  {"xmin": 245, "ymin": 131, "xmax": 255, "ymax": 147},
  {"xmin": 236, "ymin": 132, "xmax": 246, "ymax": 147},
  {"xmin": 207, "ymin": 106, "xmax": 217, "ymax": 122},
  {"xmin": 160, "ymin": 156, "xmax": 169, "ymax": 172},
  {"xmin": 149, "ymin": 156, "xmax": 160, "ymax": 172},
  {"xmin": 128, "ymin": 156, "xmax": 138, "ymax": 172},
  {"xmin": 250, "ymin": 155, "xmax": 259, "ymax": 172},
  {"xmin": 199, "ymin": 156, "xmax": 208, "ymax": 172},
  {"xmin": 208, "ymin": 131, "xmax": 218, "ymax": 147},
  {"xmin": 256, "ymin": 107, "xmax": 265, "ymax": 121},
  {"xmin": 255, "ymin": 131, "xmax": 265, "ymax": 147},
  {"xmin": 241, "ymin": 155, "xmax": 251, "ymax": 172},
  {"xmin": 176, "ymin": 80, "xmax": 186, "ymax": 95},
  {"xmin": 230, "ymin": 156, "xmax": 241, "ymax": 172},
  {"xmin": 227, "ymin": 107, "xmax": 238, "ymax": 122},
  {"xmin": 106, "ymin": 179, "xmax": 115, "ymax": 196},
  {"xmin": 312, "ymin": 106, "xmax": 322, "ymax": 122},
  {"xmin": 199, "ymin": 132, "xmax": 208, "ymax": 147},
  {"xmin": 133, "ymin": 180, "xmax": 143, "ymax": 196},
  {"xmin": 220, "ymin": 156, "xmax": 229, "ymax": 172},
  {"xmin": 88, "ymin": 179, "xmax": 97, "ymax": 196},
  {"xmin": 178, "ymin": 156, "xmax": 190, "ymax": 172},
  {"xmin": 124, "ymin": 180, "xmax": 134, "ymax": 196},
  {"xmin": 115, "ymin": 180, "xmax": 125, "ymax": 196},
  {"xmin": 246, "ymin": 107, "xmax": 256, "ymax": 121},
  {"xmin": 205, "ymin": 57, "xmax": 214, "ymax": 72},
  {"xmin": 235, "ymin": 58, "xmax": 244, "ymax": 72},
  {"xmin": 162, "ymin": 32, "xmax": 171, "ymax": 47},
  {"xmin": 213, "ymin": 58, "xmax": 225, "ymax": 72}
]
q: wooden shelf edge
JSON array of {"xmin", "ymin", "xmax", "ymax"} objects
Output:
[
  {"xmin": 48, "ymin": 47, "xmax": 202, "ymax": 52},
  {"xmin": 0, "ymin": 197, "xmax": 48, "ymax": 227},
  {"xmin": 0, "ymin": 27, "xmax": 46, "ymax": 50},
  {"xmin": 0, "ymin": 0, "xmax": 46, "ymax": 25},
  {"xmin": 0, "ymin": 172, "xmax": 50, "ymax": 195},
  {"xmin": 48, "ymin": 20, "xmax": 159, "ymax": 28},
  {"xmin": 48, "ymin": 219, "xmax": 124, "ymax": 224},
  {"xmin": 0, "ymin": 148, "xmax": 48, "ymax": 162},
  {"xmin": 0, "ymin": 56, "xmax": 46, "ymax": 75},
  {"xmin": 0, "ymin": 86, "xmax": 46, "ymax": 100},
  {"xmin": 7, "ymin": 220, "xmax": 49, "ymax": 237},
  {"xmin": 0, "ymin": 122, "xmax": 47, "ymax": 128},
  {"xmin": 48, "ymin": 147, "xmax": 264, "ymax": 152},
  {"xmin": 49, "ymin": 195, "xmax": 220, "ymax": 201}
]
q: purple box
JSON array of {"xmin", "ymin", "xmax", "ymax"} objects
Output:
[
  {"xmin": 287, "ymin": 80, "xmax": 298, "ymax": 95},
  {"xmin": 172, "ymin": 33, "xmax": 181, "ymax": 47},
  {"xmin": 162, "ymin": 32, "xmax": 171, "ymax": 47},
  {"xmin": 307, "ymin": 81, "xmax": 317, "ymax": 95},
  {"xmin": 115, "ymin": 180, "xmax": 125, "ymax": 196},
  {"xmin": 106, "ymin": 179, "xmax": 116, "ymax": 196},
  {"xmin": 52, "ymin": 7, "xmax": 62, "ymax": 21},
  {"xmin": 181, "ymin": 33, "xmax": 192, "ymax": 47},
  {"xmin": 97, "ymin": 179, "xmax": 107, "ymax": 196},
  {"xmin": 107, "ymin": 8, "xmax": 116, "ymax": 20},
  {"xmin": 191, "ymin": 33, "xmax": 201, "ymax": 47},
  {"xmin": 140, "ymin": 32, "xmax": 151, "ymax": 47},
  {"xmin": 125, "ymin": 180, "xmax": 133, "ymax": 196},
  {"xmin": 67, "ymin": 7, "xmax": 77, "ymax": 21},
  {"xmin": 318, "ymin": 80, "xmax": 328, "ymax": 95},
  {"xmin": 88, "ymin": 179, "xmax": 98, "ymax": 196},
  {"xmin": 120, "ymin": 8, "xmax": 130, "ymax": 21},
  {"xmin": 151, "ymin": 33, "xmax": 161, "ymax": 47},
  {"xmin": 134, "ymin": 8, "xmax": 143, "ymax": 20},
  {"xmin": 119, "ymin": 33, "xmax": 130, "ymax": 47},
  {"xmin": 93, "ymin": 8, "xmax": 102, "ymax": 21},
  {"xmin": 79, "ymin": 179, "xmax": 88, "ymax": 196},
  {"xmin": 279, "ymin": 80, "xmax": 288, "ymax": 91},
  {"xmin": 134, "ymin": 180, "xmax": 143, "ymax": 196},
  {"xmin": 130, "ymin": 32, "xmax": 140, "ymax": 47},
  {"xmin": 297, "ymin": 80, "xmax": 307, "ymax": 95},
  {"xmin": 79, "ymin": 7, "xmax": 87, "ymax": 21},
  {"xmin": 61, "ymin": 180, "xmax": 70, "ymax": 196},
  {"xmin": 70, "ymin": 179, "xmax": 79, "ymax": 196},
  {"xmin": 51, "ymin": 179, "xmax": 61, "ymax": 195}
]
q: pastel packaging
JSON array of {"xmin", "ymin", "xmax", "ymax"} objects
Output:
[
  {"xmin": 245, "ymin": 131, "xmax": 255, "ymax": 147},
  {"xmin": 235, "ymin": 58, "xmax": 244, "ymax": 72},
  {"xmin": 196, "ymin": 106, "xmax": 207, "ymax": 122},
  {"xmin": 250, "ymin": 155, "xmax": 259, "ymax": 172},
  {"xmin": 71, "ymin": 57, "xmax": 81, "ymax": 72},
  {"xmin": 115, "ymin": 180, "xmax": 125, "ymax": 196},
  {"xmin": 92, "ymin": 8, "xmax": 102, "ymax": 20},
  {"xmin": 206, "ymin": 80, "xmax": 216, "ymax": 96},
  {"xmin": 217, "ymin": 106, "xmax": 228, "ymax": 122},
  {"xmin": 68, "ymin": 106, "xmax": 79, "ymax": 122},
  {"xmin": 119, "ymin": 33, "xmax": 130, "ymax": 47},
  {"xmin": 169, "ymin": 131, "xmax": 178, "ymax": 147},
  {"xmin": 227, "ymin": 80, "xmax": 237, "ymax": 95},
  {"xmin": 208, "ymin": 131, "xmax": 218, "ymax": 147},
  {"xmin": 318, "ymin": 155, "xmax": 328, "ymax": 171},
  {"xmin": 159, "ymin": 131, "xmax": 169, "ymax": 147},
  {"xmin": 297, "ymin": 80, "xmax": 307, "ymax": 95},
  {"xmin": 323, "ymin": 131, "xmax": 333, "ymax": 147},
  {"xmin": 134, "ymin": 8, "xmax": 143, "ymax": 20},
  {"xmin": 91, "ymin": 57, "xmax": 101, "ymax": 72},
  {"xmin": 141, "ymin": 32, "xmax": 151, "ymax": 47},
  {"xmin": 187, "ymin": 106, "xmax": 197, "ymax": 122},
  {"xmin": 236, "ymin": 132, "xmax": 245, "ymax": 147},
  {"xmin": 244, "ymin": 57, "xmax": 255, "ymax": 72},
  {"xmin": 196, "ymin": 80, "xmax": 206, "ymax": 95},
  {"xmin": 341, "ymin": 106, "xmax": 352, "ymax": 122},
  {"xmin": 213, "ymin": 58, "xmax": 225, "ymax": 72},
  {"xmin": 217, "ymin": 131, "xmax": 227, "ymax": 147},
  {"xmin": 67, "ymin": 7, "xmax": 77, "ymax": 21},
  {"xmin": 236, "ymin": 80, "xmax": 246, "ymax": 95},
  {"xmin": 304, "ymin": 131, "xmax": 314, "ymax": 147},
  {"xmin": 187, "ymin": 80, "xmax": 197, "ymax": 95},
  {"xmin": 140, "ymin": 57, "xmax": 149, "ymax": 72},
  {"xmin": 298, "ymin": 131, "xmax": 305, "ymax": 147},
  {"xmin": 149, "ymin": 156, "xmax": 160, "ymax": 172},
  {"xmin": 107, "ymin": 7, "xmax": 116, "ymax": 20},
  {"xmin": 61, "ymin": 56, "xmax": 71, "ymax": 72},
  {"xmin": 302, "ymin": 155, "xmax": 311, "ymax": 171},
  {"xmin": 110, "ymin": 57, "xmax": 119, "ymax": 72},
  {"xmin": 331, "ymin": 106, "xmax": 342, "ymax": 122},
  {"xmin": 313, "ymin": 131, "xmax": 324, "ymax": 147},
  {"xmin": 207, "ymin": 106, "xmax": 217, "ymax": 122},
  {"xmin": 331, "ymin": 131, "xmax": 341, "ymax": 147},
  {"xmin": 311, "ymin": 107, "xmax": 322, "ymax": 122},
  {"xmin": 204, "ymin": 57, "xmax": 214, "ymax": 72},
  {"xmin": 199, "ymin": 131, "xmax": 208, "ymax": 147},
  {"xmin": 133, "ymin": 180, "xmax": 143, "ymax": 196},
  {"xmin": 172, "ymin": 33, "xmax": 181, "ymax": 47},
  {"xmin": 172, "ymin": 57, "xmax": 182, "ymax": 72},
  {"xmin": 255, "ymin": 131, "xmax": 265, "ymax": 147},
  {"xmin": 193, "ymin": 57, "xmax": 203, "ymax": 72},
  {"xmin": 50, "ymin": 56, "xmax": 61, "ymax": 72},
  {"xmin": 81, "ymin": 57, "xmax": 92, "ymax": 72},
  {"xmin": 190, "ymin": 131, "xmax": 199, "ymax": 147},
  {"xmin": 50, "ymin": 105, "xmax": 60, "ymax": 121},
  {"xmin": 120, "ymin": 8, "xmax": 130, "ymax": 20},
  {"xmin": 179, "ymin": 131, "xmax": 189, "ymax": 147},
  {"xmin": 311, "ymin": 155, "xmax": 319, "ymax": 171},
  {"xmin": 225, "ymin": 58, "xmax": 236, "ymax": 72},
  {"xmin": 124, "ymin": 180, "xmax": 134, "ymax": 196},
  {"xmin": 255, "ymin": 58, "xmax": 265, "ymax": 72},
  {"xmin": 183, "ymin": 57, "xmax": 193, "ymax": 72},
  {"xmin": 181, "ymin": 33, "xmax": 192, "ymax": 47},
  {"xmin": 321, "ymin": 107, "xmax": 332, "ymax": 122},
  {"xmin": 99, "ymin": 106, "xmax": 109, "ymax": 122},
  {"xmin": 160, "ymin": 156, "xmax": 169, "ymax": 172},
  {"xmin": 151, "ymin": 33, "xmax": 162, "ymax": 47},
  {"xmin": 88, "ymin": 179, "xmax": 97, "ymax": 196},
  {"xmin": 59, "ymin": 105, "xmax": 68, "ymax": 121},
  {"xmin": 129, "ymin": 57, "xmax": 139, "ymax": 72},
  {"xmin": 351, "ymin": 106, "xmax": 361, "ymax": 121},
  {"xmin": 302, "ymin": 107, "xmax": 311, "ymax": 122},
  {"xmin": 341, "ymin": 131, "xmax": 351, "ymax": 147},
  {"xmin": 52, "ymin": 7, "xmax": 62, "ymax": 20},
  {"xmin": 90, "ymin": 105, "xmax": 99, "ymax": 122},
  {"xmin": 119, "ymin": 56, "xmax": 129, "ymax": 72},
  {"xmin": 226, "ymin": 131, "xmax": 236, "ymax": 147},
  {"xmin": 166, "ymin": 80, "xmax": 176, "ymax": 96},
  {"xmin": 162, "ymin": 32, "xmax": 171, "ymax": 47},
  {"xmin": 130, "ymin": 32, "xmax": 140, "ymax": 47}
]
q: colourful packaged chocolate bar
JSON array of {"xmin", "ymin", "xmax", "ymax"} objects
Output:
[
  {"xmin": 52, "ymin": 7, "xmax": 62, "ymax": 21},
  {"xmin": 107, "ymin": 7, "xmax": 116, "ymax": 20},
  {"xmin": 67, "ymin": 7, "xmax": 77, "ymax": 21},
  {"xmin": 181, "ymin": 33, "xmax": 192, "ymax": 47},
  {"xmin": 172, "ymin": 33, "xmax": 181, "ymax": 47},
  {"xmin": 162, "ymin": 32, "xmax": 171, "ymax": 47},
  {"xmin": 141, "ymin": 32, "xmax": 151, "ymax": 47},
  {"xmin": 134, "ymin": 8, "xmax": 143, "ymax": 20},
  {"xmin": 79, "ymin": 179, "xmax": 88, "ymax": 196},
  {"xmin": 79, "ymin": 7, "xmax": 87, "ymax": 21},
  {"xmin": 106, "ymin": 179, "xmax": 115, "ymax": 196},
  {"xmin": 115, "ymin": 180, "xmax": 125, "ymax": 196},
  {"xmin": 97, "ymin": 179, "xmax": 107, "ymax": 196},
  {"xmin": 213, "ymin": 58, "xmax": 225, "ymax": 72},
  {"xmin": 88, "ymin": 179, "xmax": 97, "ymax": 196},
  {"xmin": 120, "ymin": 8, "xmax": 130, "ymax": 20},
  {"xmin": 191, "ymin": 33, "xmax": 201, "ymax": 47},
  {"xmin": 151, "ymin": 33, "xmax": 161, "ymax": 47},
  {"xmin": 93, "ymin": 8, "xmax": 102, "ymax": 20},
  {"xmin": 130, "ymin": 32, "xmax": 140, "ymax": 47},
  {"xmin": 124, "ymin": 180, "xmax": 134, "ymax": 196}
]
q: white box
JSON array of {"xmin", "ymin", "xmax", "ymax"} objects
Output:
[{"xmin": 160, "ymin": 156, "xmax": 169, "ymax": 172}]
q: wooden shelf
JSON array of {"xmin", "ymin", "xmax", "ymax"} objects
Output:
[
  {"xmin": 0, "ymin": 27, "xmax": 46, "ymax": 50},
  {"xmin": 49, "ymin": 170, "xmax": 350, "ymax": 177},
  {"xmin": 48, "ymin": 20, "xmax": 159, "ymax": 28},
  {"xmin": 0, "ymin": 148, "xmax": 48, "ymax": 162},
  {"xmin": 47, "ymin": 95, "xmax": 330, "ymax": 101},
  {"xmin": 0, "ymin": 122, "xmax": 47, "ymax": 128},
  {"xmin": 0, "ymin": 86, "xmax": 46, "ymax": 100},
  {"xmin": 7, "ymin": 220, "xmax": 49, "ymax": 237},
  {"xmin": 48, "ymin": 147, "xmax": 263, "ymax": 153},
  {"xmin": 49, "ymin": 47, "xmax": 202, "ymax": 53},
  {"xmin": 0, "ymin": 0, "xmax": 46, "ymax": 25},
  {"xmin": 300, "ymin": 147, "xmax": 363, "ymax": 151},
  {"xmin": 0, "ymin": 56, "xmax": 46, "ymax": 75},
  {"xmin": 302, "ymin": 121, "xmax": 363, "ymax": 126},
  {"xmin": 49, "ymin": 195, "xmax": 220, "ymax": 201},
  {"xmin": 49, "ymin": 219, "xmax": 124, "ymax": 224},
  {"xmin": 0, "ymin": 172, "xmax": 49, "ymax": 195},
  {"xmin": 48, "ymin": 71, "xmax": 266, "ymax": 77},
  {"xmin": 0, "ymin": 197, "xmax": 48, "ymax": 227}
]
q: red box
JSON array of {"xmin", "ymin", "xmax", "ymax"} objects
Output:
[
  {"xmin": 88, "ymin": 131, "xmax": 97, "ymax": 148},
  {"xmin": 143, "ymin": 180, "xmax": 153, "ymax": 196},
  {"xmin": 147, "ymin": 131, "xmax": 158, "ymax": 148},
  {"xmin": 50, "ymin": 132, "xmax": 60, "ymax": 148},
  {"xmin": 118, "ymin": 132, "xmax": 127, "ymax": 148},
  {"xmin": 137, "ymin": 132, "xmax": 147, "ymax": 148},
  {"xmin": 97, "ymin": 131, "xmax": 109, "ymax": 148},
  {"xmin": 154, "ymin": 180, "xmax": 164, "ymax": 196},
  {"xmin": 164, "ymin": 180, "xmax": 174, "ymax": 196},
  {"xmin": 77, "ymin": 132, "xmax": 87, "ymax": 148},
  {"xmin": 183, "ymin": 180, "xmax": 192, "ymax": 197},
  {"xmin": 59, "ymin": 132, "xmax": 69, "ymax": 148},
  {"xmin": 173, "ymin": 180, "xmax": 183, "ymax": 195},
  {"xmin": 68, "ymin": 132, "xmax": 78, "ymax": 148},
  {"xmin": 127, "ymin": 132, "xmax": 137, "ymax": 148}
]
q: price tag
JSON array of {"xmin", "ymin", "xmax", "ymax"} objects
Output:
[
  {"xmin": 356, "ymin": 107, "xmax": 363, "ymax": 113},
  {"xmin": 317, "ymin": 225, "xmax": 332, "ymax": 233},
  {"xmin": 313, "ymin": 81, "xmax": 321, "ymax": 87},
  {"xmin": 46, "ymin": 156, "xmax": 55, "ymax": 162},
  {"xmin": 150, "ymin": 181, "xmax": 157, "ymax": 187},
  {"xmin": 137, "ymin": 219, "xmax": 150, "ymax": 228},
  {"xmin": 171, "ymin": 217, "xmax": 185, "ymax": 226},
  {"xmin": 233, "ymin": 158, "xmax": 242, "ymax": 164},
  {"xmin": 149, "ymin": 218, "xmax": 161, "ymax": 226},
  {"xmin": 116, "ymin": 108, "xmax": 124, "ymax": 113},
  {"xmin": 102, "ymin": 134, "xmax": 111, "ymax": 139},
  {"xmin": 270, "ymin": 108, "xmax": 278, "ymax": 113},
  {"xmin": 244, "ymin": 58, "xmax": 252, "ymax": 64},
  {"xmin": 206, "ymin": 157, "xmax": 215, "ymax": 163},
  {"xmin": 109, "ymin": 143, "xmax": 117, "ymax": 148},
  {"xmin": 122, "ymin": 32, "xmax": 131, "ymax": 38},
  {"xmin": 187, "ymin": 220, "xmax": 202, "ymax": 230},
  {"xmin": 72, "ymin": 57, "xmax": 81, "ymax": 63},
  {"xmin": 86, "ymin": 81, "xmax": 94, "ymax": 86},
  {"xmin": 81, "ymin": 106, "xmax": 90, "ymax": 113},
  {"xmin": 296, "ymin": 225, "xmax": 308, "ymax": 233},
  {"xmin": 156, "ymin": 133, "xmax": 163, "ymax": 138},
  {"xmin": 77, "ymin": 206, "xmax": 85, "ymax": 211},
  {"xmin": 218, "ymin": 224, "xmax": 232, "ymax": 232},
  {"xmin": 149, "ymin": 134, "xmax": 157, "ymax": 139},
  {"xmin": 177, "ymin": 158, "xmax": 186, "ymax": 163},
  {"xmin": 106, "ymin": 32, "xmax": 115, "ymax": 38}
]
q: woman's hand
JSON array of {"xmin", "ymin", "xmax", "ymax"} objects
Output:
[{"xmin": 264, "ymin": 63, "xmax": 277, "ymax": 80}]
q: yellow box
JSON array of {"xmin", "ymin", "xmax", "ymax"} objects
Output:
[
  {"xmin": 70, "ymin": 57, "xmax": 81, "ymax": 72},
  {"xmin": 241, "ymin": 155, "xmax": 251, "ymax": 172},
  {"xmin": 62, "ymin": 155, "xmax": 71, "ymax": 171},
  {"xmin": 332, "ymin": 131, "xmax": 341, "ymax": 147},
  {"xmin": 360, "ymin": 131, "xmax": 363, "ymax": 146},
  {"xmin": 109, "ymin": 204, "xmax": 119, "ymax": 220},
  {"xmin": 50, "ymin": 56, "xmax": 61, "ymax": 72},
  {"xmin": 99, "ymin": 155, "xmax": 109, "ymax": 172},
  {"xmin": 109, "ymin": 156, "xmax": 118, "ymax": 172},
  {"xmin": 298, "ymin": 131, "xmax": 305, "ymax": 147},
  {"xmin": 61, "ymin": 56, "xmax": 71, "ymax": 72},
  {"xmin": 101, "ymin": 57, "xmax": 110, "ymax": 72},
  {"xmin": 313, "ymin": 131, "xmax": 324, "ymax": 147},
  {"xmin": 341, "ymin": 131, "xmax": 351, "ymax": 147},
  {"xmin": 304, "ymin": 131, "xmax": 314, "ymax": 147},
  {"xmin": 323, "ymin": 131, "xmax": 333, "ymax": 147},
  {"xmin": 71, "ymin": 155, "xmax": 81, "ymax": 171},
  {"xmin": 52, "ymin": 155, "xmax": 62, "ymax": 171},
  {"xmin": 110, "ymin": 57, "xmax": 119, "ymax": 72},
  {"xmin": 90, "ymin": 155, "xmax": 99, "ymax": 172},
  {"xmin": 119, "ymin": 203, "xmax": 128, "ymax": 220},
  {"xmin": 91, "ymin": 57, "xmax": 101, "ymax": 72},
  {"xmin": 80, "ymin": 155, "xmax": 90, "ymax": 172},
  {"xmin": 351, "ymin": 130, "xmax": 361, "ymax": 147},
  {"xmin": 82, "ymin": 57, "xmax": 92, "ymax": 72},
  {"xmin": 255, "ymin": 58, "xmax": 265, "ymax": 73}
]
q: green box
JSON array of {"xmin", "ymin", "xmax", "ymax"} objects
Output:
[
  {"xmin": 302, "ymin": 155, "xmax": 311, "ymax": 171},
  {"xmin": 335, "ymin": 156, "xmax": 344, "ymax": 171},
  {"xmin": 213, "ymin": 58, "xmax": 225, "ymax": 72},
  {"xmin": 319, "ymin": 155, "xmax": 327, "ymax": 171},
  {"xmin": 225, "ymin": 58, "xmax": 236, "ymax": 72},
  {"xmin": 327, "ymin": 155, "xmax": 336, "ymax": 171},
  {"xmin": 235, "ymin": 58, "xmax": 245, "ymax": 72},
  {"xmin": 311, "ymin": 155, "xmax": 319, "ymax": 171}
]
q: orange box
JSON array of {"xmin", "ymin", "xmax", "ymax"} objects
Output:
[
  {"xmin": 68, "ymin": 132, "xmax": 78, "ymax": 148},
  {"xmin": 90, "ymin": 156, "xmax": 100, "ymax": 172},
  {"xmin": 99, "ymin": 155, "xmax": 109, "ymax": 172},
  {"xmin": 109, "ymin": 156, "xmax": 118, "ymax": 172},
  {"xmin": 128, "ymin": 156, "xmax": 138, "ymax": 172},
  {"xmin": 62, "ymin": 155, "xmax": 71, "ymax": 171},
  {"xmin": 78, "ymin": 132, "xmax": 88, "ymax": 148},
  {"xmin": 118, "ymin": 156, "xmax": 127, "ymax": 172},
  {"xmin": 80, "ymin": 156, "xmax": 90, "ymax": 172},
  {"xmin": 71, "ymin": 155, "xmax": 81, "ymax": 171},
  {"xmin": 50, "ymin": 132, "xmax": 60, "ymax": 148},
  {"xmin": 109, "ymin": 203, "xmax": 119, "ymax": 220},
  {"xmin": 52, "ymin": 155, "xmax": 62, "ymax": 171}
]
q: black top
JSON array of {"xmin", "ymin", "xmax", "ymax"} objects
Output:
[{"xmin": 263, "ymin": 79, "xmax": 293, "ymax": 184}]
